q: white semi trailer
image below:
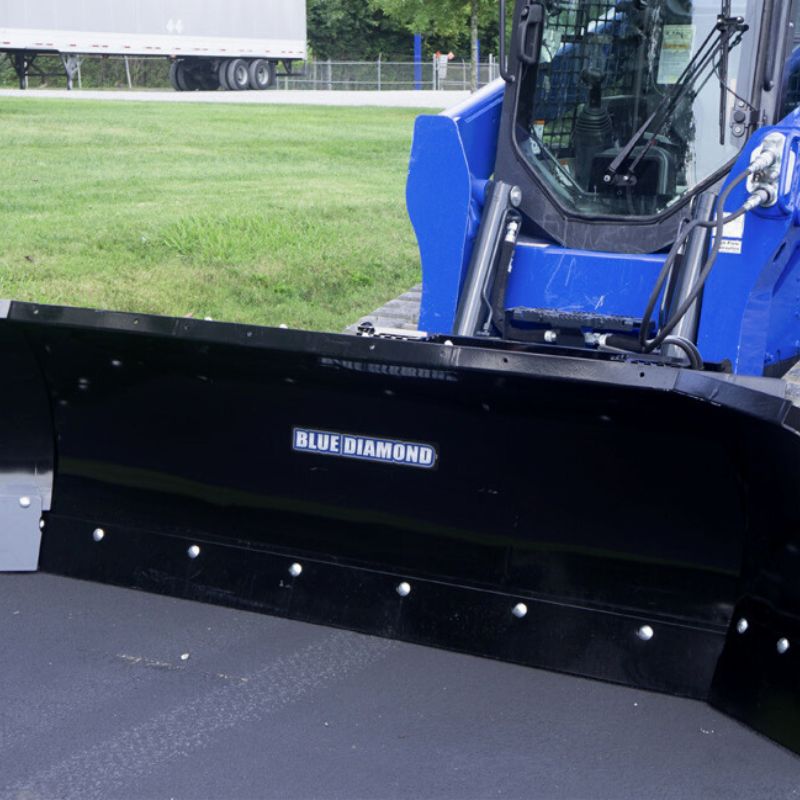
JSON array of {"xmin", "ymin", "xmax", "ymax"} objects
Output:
[{"xmin": 0, "ymin": 0, "xmax": 306, "ymax": 91}]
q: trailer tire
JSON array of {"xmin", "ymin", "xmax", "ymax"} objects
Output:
[
  {"xmin": 170, "ymin": 61, "xmax": 202, "ymax": 92},
  {"xmin": 217, "ymin": 60, "xmax": 231, "ymax": 91},
  {"xmin": 169, "ymin": 61, "xmax": 185, "ymax": 92},
  {"xmin": 248, "ymin": 59, "xmax": 276, "ymax": 90},
  {"xmin": 226, "ymin": 58, "xmax": 250, "ymax": 91}
]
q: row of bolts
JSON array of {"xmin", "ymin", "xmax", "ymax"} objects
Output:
[
  {"xmin": 20, "ymin": 493, "xmax": 794, "ymax": 659},
  {"xmin": 93, "ymin": 525, "xmax": 794, "ymax": 655}
]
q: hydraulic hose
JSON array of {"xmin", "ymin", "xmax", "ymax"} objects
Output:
[
  {"xmin": 643, "ymin": 179, "xmax": 771, "ymax": 353},
  {"xmin": 636, "ymin": 152, "xmax": 777, "ymax": 357}
]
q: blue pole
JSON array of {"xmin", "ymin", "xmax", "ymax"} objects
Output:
[
  {"xmin": 414, "ymin": 33, "xmax": 422, "ymax": 90},
  {"xmin": 476, "ymin": 38, "xmax": 481, "ymax": 88}
]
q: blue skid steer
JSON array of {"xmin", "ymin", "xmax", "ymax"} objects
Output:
[{"xmin": 2, "ymin": 0, "xmax": 800, "ymax": 755}]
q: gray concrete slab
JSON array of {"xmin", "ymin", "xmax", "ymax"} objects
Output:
[
  {"xmin": 0, "ymin": 573, "xmax": 798, "ymax": 799},
  {"xmin": 347, "ymin": 284, "xmax": 422, "ymax": 333},
  {"xmin": 0, "ymin": 88, "xmax": 467, "ymax": 109}
]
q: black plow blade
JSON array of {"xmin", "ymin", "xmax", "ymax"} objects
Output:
[{"xmin": 1, "ymin": 301, "xmax": 799, "ymax": 754}]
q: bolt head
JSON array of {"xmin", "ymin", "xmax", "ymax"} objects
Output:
[
  {"xmin": 777, "ymin": 637, "xmax": 791, "ymax": 655},
  {"xmin": 736, "ymin": 618, "xmax": 749, "ymax": 634},
  {"xmin": 39, "ymin": 519, "xmax": 45, "ymax": 531},
  {"xmin": 396, "ymin": 581, "xmax": 411, "ymax": 597},
  {"xmin": 637, "ymin": 625, "xmax": 654, "ymax": 642},
  {"xmin": 92, "ymin": 528, "xmax": 105, "ymax": 542},
  {"xmin": 289, "ymin": 562, "xmax": 303, "ymax": 577},
  {"xmin": 18, "ymin": 496, "xmax": 31, "ymax": 509},
  {"xmin": 443, "ymin": 340, "xmax": 454, "ymax": 347},
  {"xmin": 187, "ymin": 545, "xmax": 201, "ymax": 559},
  {"xmin": 512, "ymin": 602, "xmax": 528, "ymax": 619},
  {"xmin": 509, "ymin": 186, "xmax": 523, "ymax": 207},
  {"xmin": 544, "ymin": 330, "xmax": 558, "ymax": 344}
]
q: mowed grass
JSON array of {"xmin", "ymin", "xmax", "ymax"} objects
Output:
[{"xmin": 0, "ymin": 99, "xmax": 425, "ymax": 330}]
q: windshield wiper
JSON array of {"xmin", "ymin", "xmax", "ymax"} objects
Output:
[{"xmin": 604, "ymin": 7, "xmax": 748, "ymax": 187}]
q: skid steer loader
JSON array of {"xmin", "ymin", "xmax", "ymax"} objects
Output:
[{"xmin": 2, "ymin": 0, "xmax": 799, "ymax": 755}]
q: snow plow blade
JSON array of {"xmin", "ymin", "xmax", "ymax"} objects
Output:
[{"xmin": 2, "ymin": 301, "xmax": 799, "ymax": 753}]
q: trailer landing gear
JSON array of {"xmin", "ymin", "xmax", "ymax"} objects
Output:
[{"xmin": 6, "ymin": 51, "xmax": 81, "ymax": 90}]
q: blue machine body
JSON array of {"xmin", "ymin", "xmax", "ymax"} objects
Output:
[{"xmin": 407, "ymin": 81, "xmax": 800, "ymax": 377}]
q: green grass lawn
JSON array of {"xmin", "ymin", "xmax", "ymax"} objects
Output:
[{"xmin": 0, "ymin": 99, "xmax": 425, "ymax": 331}]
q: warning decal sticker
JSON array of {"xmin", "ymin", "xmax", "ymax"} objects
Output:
[{"xmin": 658, "ymin": 25, "xmax": 695, "ymax": 84}]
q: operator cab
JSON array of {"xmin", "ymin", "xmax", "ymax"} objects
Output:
[{"xmin": 495, "ymin": 0, "xmax": 785, "ymax": 252}]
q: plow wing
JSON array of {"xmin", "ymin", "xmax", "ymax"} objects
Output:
[{"xmin": 1, "ymin": 301, "xmax": 799, "ymax": 753}]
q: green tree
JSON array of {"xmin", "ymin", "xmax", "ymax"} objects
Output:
[
  {"xmin": 308, "ymin": 0, "xmax": 413, "ymax": 60},
  {"xmin": 369, "ymin": 0, "xmax": 498, "ymax": 90}
]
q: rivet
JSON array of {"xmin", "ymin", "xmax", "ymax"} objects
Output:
[
  {"xmin": 289, "ymin": 562, "xmax": 303, "ymax": 577},
  {"xmin": 39, "ymin": 519, "xmax": 45, "ymax": 531},
  {"xmin": 396, "ymin": 581, "xmax": 411, "ymax": 597},
  {"xmin": 637, "ymin": 625, "xmax": 654, "ymax": 641},
  {"xmin": 777, "ymin": 638, "xmax": 791, "ymax": 655},
  {"xmin": 92, "ymin": 528, "xmax": 105, "ymax": 542},
  {"xmin": 512, "ymin": 602, "xmax": 528, "ymax": 619},
  {"xmin": 736, "ymin": 618, "xmax": 749, "ymax": 634},
  {"xmin": 443, "ymin": 340, "xmax": 454, "ymax": 347},
  {"xmin": 187, "ymin": 545, "xmax": 201, "ymax": 559},
  {"xmin": 18, "ymin": 496, "xmax": 31, "ymax": 509}
]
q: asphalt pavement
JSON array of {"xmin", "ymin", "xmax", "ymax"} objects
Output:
[
  {"xmin": 0, "ymin": 573, "xmax": 798, "ymax": 800},
  {"xmin": 0, "ymin": 88, "xmax": 469, "ymax": 108}
]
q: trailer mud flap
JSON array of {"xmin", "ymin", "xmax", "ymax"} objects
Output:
[{"xmin": 2, "ymin": 302, "xmax": 799, "ymax": 753}]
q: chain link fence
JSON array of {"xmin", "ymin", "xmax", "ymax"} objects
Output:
[
  {"xmin": 282, "ymin": 58, "xmax": 501, "ymax": 91},
  {"xmin": 1, "ymin": 53, "xmax": 501, "ymax": 91}
]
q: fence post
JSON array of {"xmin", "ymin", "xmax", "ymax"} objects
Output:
[
  {"xmin": 414, "ymin": 34, "xmax": 422, "ymax": 90},
  {"xmin": 377, "ymin": 54, "xmax": 381, "ymax": 91},
  {"xmin": 432, "ymin": 55, "xmax": 437, "ymax": 90},
  {"xmin": 326, "ymin": 58, "xmax": 332, "ymax": 91},
  {"xmin": 124, "ymin": 56, "xmax": 133, "ymax": 89}
]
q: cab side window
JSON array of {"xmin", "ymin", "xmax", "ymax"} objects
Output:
[{"xmin": 780, "ymin": 3, "xmax": 800, "ymax": 118}]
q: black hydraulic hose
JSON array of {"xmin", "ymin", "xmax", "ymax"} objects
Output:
[
  {"xmin": 659, "ymin": 336, "xmax": 705, "ymax": 370},
  {"xmin": 638, "ymin": 170, "xmax": 751, "ymax": 351},
  {"xmin": 644, "ymin": 171, "xmax": 757, "ymax": 353},
  {"xmin": 487, "ymin": 211, "xmax": 522, "ymax": 335}
]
